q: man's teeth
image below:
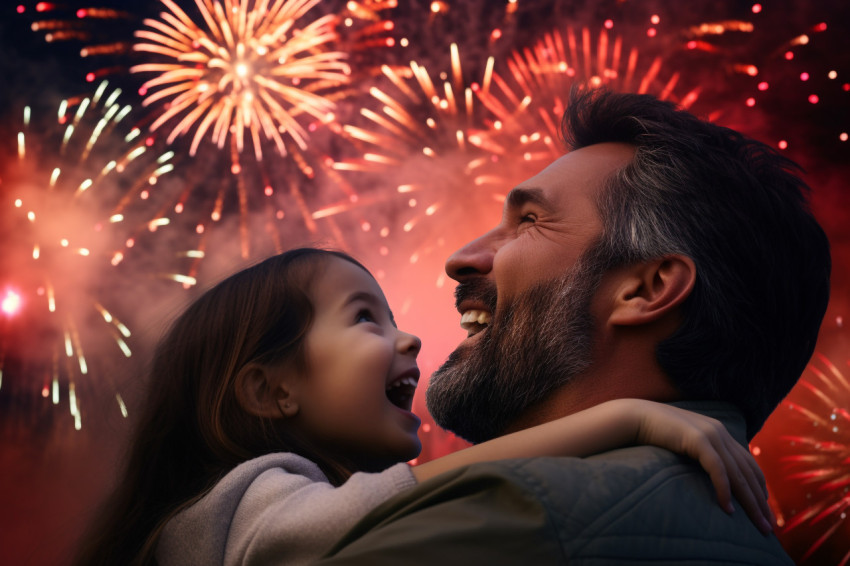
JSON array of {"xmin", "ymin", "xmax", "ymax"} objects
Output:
[{"xmin": 460, "ymin": 309, "xmax": 492, "ymax": 331}]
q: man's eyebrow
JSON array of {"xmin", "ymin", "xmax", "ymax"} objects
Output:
[
  {"xmin": 505, "ymin": 187, "xmax": 552, "ymax": 211},
  {"xmin": 344, "ymin": 290, "xmax": 396, "ymax": 326}
]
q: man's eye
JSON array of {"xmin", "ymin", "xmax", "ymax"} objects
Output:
[{"xmin": 519, "ymin": 213, "xmax": 537, "ymax": 224}]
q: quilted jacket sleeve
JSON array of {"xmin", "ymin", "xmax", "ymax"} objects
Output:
[{"xmin": 318, "ymin": 428, "xmax": 794, "ymax": 565}]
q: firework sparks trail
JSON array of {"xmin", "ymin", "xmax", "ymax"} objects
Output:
[
  {"xmin": 473, "ymin": 26, "xmax": 702, "ymax": 170},
  {"xmin": 766, "ymin": 353, "xmax": 850, "ymax": 565},
  {"xmin": 326, "ymin": 43, "xmax": 514, "ymax": 282},
  {"xmin": 0, "ymin": 81, "xmax": 186, "ymax": 429}
]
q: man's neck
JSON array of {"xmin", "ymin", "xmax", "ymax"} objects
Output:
[{"xmin": 504, "ymin": 368, "xmax": 681, "ymax": 434}]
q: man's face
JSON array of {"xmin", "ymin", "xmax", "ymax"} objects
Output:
[{"xmin": 426, "ymin": 143, "xmax": 635, "ymax": 443}]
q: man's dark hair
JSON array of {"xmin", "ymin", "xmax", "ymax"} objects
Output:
[{"xmin": 563, "ymin": 88, "xmax": 831, "ymax": 438}]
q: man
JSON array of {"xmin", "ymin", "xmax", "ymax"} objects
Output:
[{"xmin": 317, "ymin": 88, "xmax": 831, "ymax": 564}]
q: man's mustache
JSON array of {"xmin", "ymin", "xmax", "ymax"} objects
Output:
[{"xmin": 454, "ymin": 278, "xmax": 498, "ymax": 313}]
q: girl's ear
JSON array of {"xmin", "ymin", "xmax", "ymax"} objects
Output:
[
  {"xmin": 235, "ymin": 363, "xmax": 299, "ymax": 418},
  {"xmin": 607, "ymin": 254, "xmax": 696, "ymax": 327}
]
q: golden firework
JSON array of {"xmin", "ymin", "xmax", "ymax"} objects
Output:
[{"xmin": 132, "ymin": 0, "xmax": 352, "ymax": 160}]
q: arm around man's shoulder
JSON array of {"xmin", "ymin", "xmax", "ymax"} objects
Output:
[{"xmin": 317, "ymin": 448, "xmax": 793, "ymax": 565}]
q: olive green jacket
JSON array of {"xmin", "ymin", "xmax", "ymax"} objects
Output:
[{"xmin": 317, "ymin": 402, "xmax": 793, "ymax": 565}]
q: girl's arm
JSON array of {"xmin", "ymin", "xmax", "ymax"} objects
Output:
[{"xmin": 412, "ymin": 399, "xmax": 773, "ymax": 534}]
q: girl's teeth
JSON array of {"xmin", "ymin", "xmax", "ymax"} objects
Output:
[{"xmin": 387, "ymin": 377, "xmax": 418, "ymax": 390}]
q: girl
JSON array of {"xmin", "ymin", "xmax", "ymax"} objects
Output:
[{"xmin": 75, "ymin": 248, "xmax": 771, "ymax": 566}]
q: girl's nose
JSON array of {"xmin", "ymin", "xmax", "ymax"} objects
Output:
[{"xmin": 398, "ymin": 330, "xmax": 421, "ymax": 356}]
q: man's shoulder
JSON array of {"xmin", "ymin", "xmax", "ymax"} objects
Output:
[
  {"xmin": 318, "ymin": 403, "xmax": 794, "ymax": 565},
  {"xmin": 470, "ymin": 452, "xmax": 793, "ymax": 564},
  {"xmin": 319, "ymin": 450, "xmax": 793, "ymax": 565}
]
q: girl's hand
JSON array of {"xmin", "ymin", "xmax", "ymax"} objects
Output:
[{"xmin": 626, "ymin": 400, "xmax": 774, "ymax": 535}]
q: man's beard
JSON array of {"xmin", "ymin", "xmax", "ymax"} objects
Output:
[{"xmin": 426, "ymin": 257, "xmax": 602, "ymax": 444}]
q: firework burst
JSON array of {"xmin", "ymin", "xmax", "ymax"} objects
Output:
[
  {"xmin": 123, "ymin": 0, "xmax": 406, "ymax": 268},
  {"xmin": 0, "ymin": 82, "xmax": 184, "ymax": 430},
  {"xmin": 131, "ymin": 0, "xmax": 353, "ymax": 160},
  {"xmin": 327, "ymin": 43, "xmax": 512, "ymax": 279},
  {"xmin": 763, "ymin": 352, "xmax": 850, "ymax": 565}
]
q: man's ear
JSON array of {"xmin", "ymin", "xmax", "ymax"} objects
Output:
[
  {"xmin": 607, "ymin": 254, "xmax": 696, "ymax": 327},
  {"xmin": 235, "ymin": 363, "xmax": 299, "ymax": 418}
]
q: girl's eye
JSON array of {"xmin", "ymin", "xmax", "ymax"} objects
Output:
[{"xmin": 355, "ymin": 309, "xmax": 375, "ymax": 324}]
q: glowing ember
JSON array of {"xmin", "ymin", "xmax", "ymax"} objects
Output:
[{"xmin": 1, "ymin": 290, "xmax": 23, "ymax": 317}]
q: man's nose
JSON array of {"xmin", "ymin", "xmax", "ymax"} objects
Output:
[{"xmin": 445, "ymin": 230, "xmax": 497, "ymax": 281}]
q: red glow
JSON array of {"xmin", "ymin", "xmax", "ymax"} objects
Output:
[
  {"xmin": 16, "ymin": 5, "xmax": 25, "ymax": 14},
  {"xmin": 758, "ymin": 81, "xmax": 769, "ymax": 91},
  {"xmin": 800, "ymin": 72, "xmax": 810, "ymax": 81},
  {"xmin": 2, "ymin": 290, "xmax": 22, "ymax": 316},
  {"xmin": 604, "ymin": 19, "xmax": 614, "ymax": 30},
  {"xmin": 650, "ymin": 15, "xmax": 660, "ymax": 25},
  {"xmin": 808, "ymin": 94, "xmax": 819, "ymax": 104},
  {"xmin": 785, "ymin": 51, "xmax": 794, "ymax": 60},
  {"xmin": 844, "ymin": 83, "xmax": 850, "ymax": 91},
  {"xmin": 815, "ymin": 22, "xmax": 827, "ymax": 32},
  {"xmin": 264, "ymin": 185, "xmax": 274, "ymax": 196},
  {"xmin": 778, "ymin": 140, "xmax": 788, "ymax": 149},
  {"xmin": 687, "ymin": 40, "xmax": 697, "ymax": 49},
  {"xmin": 35, "ymin": 2, "xmax": 54, "ymax": 12},
  {"xmin": 491, "ymin": 29, "xmax": 502, "ymax": 41},
  {"xmin": 746, "ymin": 97, "xmax": 756, "ymax": 107},
  {"xmin": 145, "ymin": 137, "xmax": 154, "ymax": 147},
  {"xmin": 647, "ymin": 27, "xmax": 656, "ymax": 38},
  {"xmin": 77, "ymin": 9, "xmax": 87, "ymax": 18},
  {"xmin": 752, "ymin": 3, "xmax": 762, "ymax": 13},
  {"xmin": 85, "ymin": 72, "xmax": 95, "ymax": 82}
]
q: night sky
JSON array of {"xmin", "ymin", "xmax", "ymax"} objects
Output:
[{"xmin": 1, "ymin": 1, "xmax": 849, "ymax": 564}]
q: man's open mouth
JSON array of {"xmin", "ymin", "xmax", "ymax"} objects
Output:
[{"xmin": 460, "ymin": 309, "xmax": 492, "ymax": 337}]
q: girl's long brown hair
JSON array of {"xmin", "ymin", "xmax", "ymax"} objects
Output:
[{"xmin": 74, "ymin": 249, "xmax": 367, "ymax": 566}]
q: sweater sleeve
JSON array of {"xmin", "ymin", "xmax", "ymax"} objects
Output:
[{"xmin": 224, "ymin": 457, "xmax": 416, "ymax": 566}]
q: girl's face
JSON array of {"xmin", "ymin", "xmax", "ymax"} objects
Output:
[{"xmin": 289, "ymin": 257, "xmax": 422, "ymax": 471}]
